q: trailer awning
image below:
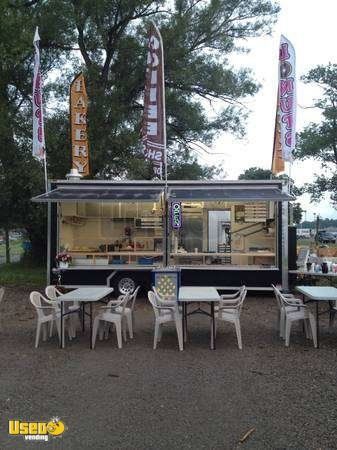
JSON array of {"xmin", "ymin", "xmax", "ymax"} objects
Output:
[
  {"xmin": 168, "ymin": 187, "xmax": 294, "ymax": 201},
  {"xmin": 32, "ymin": 187, "xmax": 164, "ymax": 202}
]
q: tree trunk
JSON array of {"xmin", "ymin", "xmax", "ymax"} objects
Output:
[{"xmin": 4, "ymin": 226, "xmax": 10, "ymax": 264}]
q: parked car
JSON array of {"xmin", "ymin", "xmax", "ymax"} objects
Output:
[
  {"xmin": 315, "ymin": 230, "xmax": 336, "ymax": 244},
  {"xmin": 9, "ymin": 231, "xmax": 23, "ymax": 240},
  {"xmin": 296, "ymin": 229, "xmax": 311, "ymax": 239}
]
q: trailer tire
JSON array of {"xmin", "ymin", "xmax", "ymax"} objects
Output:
[{"xmin": 118, "ymin": 277, "xmax": 136, "ymax": 294}]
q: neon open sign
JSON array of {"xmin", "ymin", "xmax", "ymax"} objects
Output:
[{"xmin": 171, "ymin": 201, "xmax": 182, "ymax": 229}]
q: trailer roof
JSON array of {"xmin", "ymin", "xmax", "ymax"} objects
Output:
[
  {"xmin": 50, "ymin": 179, "xmax": 285, "ymax": 186},
  {"xmin": 32, "ymin": 186, "xmax": 163, "ymax": 202},
  {"xmin": 32, "ymin": 180, "xmax": 293, "ymax": 203},
  {"xmin": 168, "ymin": 187, "xmax": 293, "ymax": 201}
]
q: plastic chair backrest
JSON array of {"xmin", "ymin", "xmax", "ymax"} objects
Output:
[
  {"xmin": 237, "ymin": 286, "xmax": 247, "ymax": 313},
  {"xmin": 122, "ymin": 292, "xmax": 132, "ymax": 314},
  {"xmin": 30, "ymin": 291, "xmax": 51, "ymax": 318},
  {"xmin": 153, "ymin": 286, "xmax": 176, "ymax": 302},
  {"xmin": 107, "ymin": 293, "xmax": 131, "ymax": 315},
  {"xmin": 45, "ymin": 285, "xmax": 61, "ymax": 301},
  {"xmin": 148, "ymin": 291, "xmax": 160, "ymax": 318},
  {"xmin": 271, "ymin": 284, "xmax": 283, "ymax": 310},
  {"xmin": 130, "ymin": 286, "xmax": 140, "ymax": 311},
  {"xmin": 0, "ymin": 287, "xmax": 4, "ymax": 304}
]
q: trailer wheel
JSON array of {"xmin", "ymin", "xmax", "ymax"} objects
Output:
[{"xmin": 118, "ymin": 277, "xmax": 136, "ymax": 294}]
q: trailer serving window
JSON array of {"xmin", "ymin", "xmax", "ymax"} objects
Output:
[
  {"xmin": 168, "ymin": 185, "xmax": 293, "ymax": 270},
  {"xmin": 169, "ymin": 200, "xmax": 278, "ymax": 268},
  {"xmin": 58, "ymin": 200, "xmax": 164, "ymax": 267},
  {"xmin": 32, "ymin": 185, "xmax": 165, "ymax": 268}
]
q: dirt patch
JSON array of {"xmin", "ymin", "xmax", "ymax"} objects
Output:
[{"xmin": 1, "ymin": 286, "xmax": 337, "ymax": 449}]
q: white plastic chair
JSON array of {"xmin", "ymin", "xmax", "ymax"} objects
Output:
[
  {"xmin": 215, "ymin": 286, "xmax": 247, "ymax": 350},
  {"xmin": 272, "ymin": 284, "xmax": 303, "ymax": 338},
  {"xmin": 103, "ymin": 286, "xmax": 141, "ymax": 339},
  {"xmin": 0, "ymin": 288, "xmax": 4, "ymax": 331},
  {"xmin": 45, "ymin": 285, "xmax": 79, "ymax": 338},
  {"xmin": 148, "ymin": 290, "xmax": 183, "ymax": 351},
  {"xmin": 152, "ymin": 286, "xmax": 184, "ymax": 315},
  {"xmin": 219, "ymin": 285, "xmax": 246, "ymax": 303},
  {"xmin": 30, "ymin": 291, "xmax": 61, "ymax": 348},
  {"xmin": 214, "ymin": 285, "xmax": 246, "ymax": 313},
  {"xmin": 128, "ymin": 285, "xmax": 140, "ymax": 333},
  {"xmin": 278, "ymin": 292, "xmax": 317, "ymax": 348},
  {"xmin": 92, "ymin": 293, "xmax": 130, "ymax": 349},
  {"xmin": 329, "ymin": 300, "xmax": 337, "ymax": 327}
]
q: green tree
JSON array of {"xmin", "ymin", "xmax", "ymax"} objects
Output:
[
  {"xmin": 45, "ymin": 0, "xmax": 279, "ymax": 178},
  {"xmin": 292, "ymin": 203, "xmax": 303, "ymax": 225},
  {"xmin": 294, "ymin": 64, "xmax": 337, "ymax": 207},
  {"xmin": 238, "ymin": 167, "xmax": 272, "ymax": 180},
  {"xmin": 0, "ymin": 0, "xmax": 73, "ymax": 261},
  {"xmin": 0, "ymin": 0, "xmax": 280, "ymax": 259}
]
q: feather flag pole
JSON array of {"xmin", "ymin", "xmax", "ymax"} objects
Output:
[
  {"xmin": 272, "ymin": 35, "xmax": 296, "ymax": 179},
  {"xmin": 32, "ymin": 26, "xmax": 48, "ymax": 192},
  {"xmin": 271, "ymin": 94, "xmax": 284, "ymax": 175},
  {"xmin": 141, "ymin": 22, "xmax": 167, "ymax": 183}
]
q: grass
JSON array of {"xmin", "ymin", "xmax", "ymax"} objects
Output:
[
  {"xmin": 297, "ymin": 238, "xmax": 337, "ymax": 250},
  {"xmin": 297, "ymin": 238, "xmax": 313, "ymax": 247},
  {"xmin": 0, "ymin": 262, "xmax": 46, "ymax": 286}
]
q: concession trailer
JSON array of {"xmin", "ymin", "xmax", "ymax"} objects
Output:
[{"xmin": 33, "ymin": 178, "xmax": 296, "ymax": 293}]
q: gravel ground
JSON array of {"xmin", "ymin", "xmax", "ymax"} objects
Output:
[{"xmin": 1, "ymin": 286, "xmax": 337, "ymax": 450}]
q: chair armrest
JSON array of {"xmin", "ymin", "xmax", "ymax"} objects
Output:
[
  {"xmin": 219, "ymin": 299, "xmax": 239, "ymax": 305},
  {"xmin": 157, "ymin": 306, "xmax": 181, "ymax": 315},
  {"xmin": 158, "ymin": 300, "xmax": 177, "ymax": 307},
  {"xmin": 55, "ymin": 287, "xmax": 64, "ymax": 296},
  {"xmin": 34, "ymin": 306, "xmax": 57, "ymax": 314},
  {"xmin": 284, "ymin": 298, "xmax": 303, "ymax": 305},
  {"xmin": 96, "ymin": 306, "xmax": 124, "ymax": 317},
  {"xmin": 218, "ymin": 305, "xmax": 238, "ymax": 311},
  {"xmin": 156, "ymin": 305, "xmax": 175, "ymax": 311},
  {"xmin": 36, "ymin": 305, "xmax": 56, "ymax": 310},
  {"xmin": 220, "ymin": 292, "xmax": 240, "ymax": 300},
  {"xmin": 283, "ymin": 299, "xmax": 307, "ymax": 308},
  {"xmin": 98, "ymin": 298, "xmax": 125, "ymax": 311}
]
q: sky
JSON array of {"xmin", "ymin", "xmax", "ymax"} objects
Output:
[{"xmin": 203, "ymin": 0, "xmax": 337, "ymax": 221}]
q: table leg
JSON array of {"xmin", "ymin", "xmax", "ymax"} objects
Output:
[
  {"xmin": 329, "ymin": 300, "xmax": 335, "ymax": 328},
  {"xmin": 211, "ymin": 302, "xmax": 215, "ymax": 350},
  {"xmin": 180, "ymin": 303, "xmax": 185, "ymax": 350},
  {"xmin": 184, "ymin": 302, "xmax": 188, "ymax": 343},
  {"xmin": 82, "ymin": 302, "xmax": 85, "ymax": 332},
  {"xmin": 60, "ymin": 301, "xmax": 64, "ymax": 349},
  {"xmin": 316, "ymin": 301, "xmax": 320, "ymax": 349},
  {"xmin": 89, "ymin": 303, "xmax": 93, "ymax": 349},
  {"xmin": 182, "ymin": 303, "xmax": 188, "ymax": 344}
]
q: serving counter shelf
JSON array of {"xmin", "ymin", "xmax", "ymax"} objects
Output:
[
  {"xmin": 63, "ymin": 264, "xmax": 163, "ymax": 270},
  {"xmin": 69, "ymin": 250, "xmax": 163, "ymax": 265}
]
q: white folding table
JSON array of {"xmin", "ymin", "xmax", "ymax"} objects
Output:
[
  {"xmin": 57, "ymin": 287, "xmax": 114, "ymax": 349},
  {"xmin": 296, "ymin": 285, "xmax": 337, "ymax": 348},
  {"xmin": 178, "ymin": 286, "xmax": 220, "ymax": 350}
]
